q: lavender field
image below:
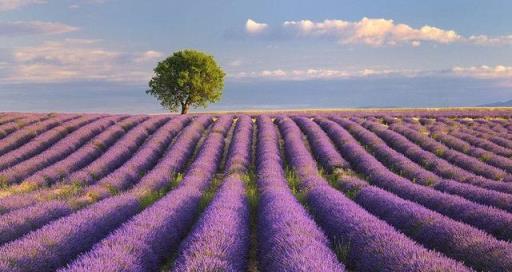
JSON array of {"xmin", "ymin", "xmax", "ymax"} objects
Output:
[{"xmin": 1, "ymin": 110, "xmax": 512, "ymax": 271}]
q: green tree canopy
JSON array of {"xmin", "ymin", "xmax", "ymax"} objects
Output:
[{"xmin": 147, "ymin": 49, "xmax": 225, "ymax": 114}]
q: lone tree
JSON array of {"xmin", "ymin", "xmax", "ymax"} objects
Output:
[{"xmin": 147, "ymin": 49, "xmax": 225, "ymax": 114}]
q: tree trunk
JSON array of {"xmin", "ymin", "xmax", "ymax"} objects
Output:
[{"xmin": 181, "ymin": 103, "xmax": 190, "ymax": 114}]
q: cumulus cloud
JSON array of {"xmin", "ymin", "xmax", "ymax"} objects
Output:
[
  {"xmin": 243, "ymin": 17, "xmax": 512, "ymax": 47},
  {"xmin": 2, "ymin": 39, "xmax": 161, "ymax": 83},
  {"xmin": 0, "ymin": 0, "xmax": 46, "ymax": 11},
  {"xmin": 281, "ymin": 17, "xmax": 461, "ymax": 46},
  {"xmin": 452, "ymin": 65, "xmax": 512, "ymax": 79},
  {"xmin": 0, "ymin": 21, "xmax": 78, "ymax": 36},
  {"xmin": 245, "ymin": 19, "xmax": 268, "ymax": 34}
]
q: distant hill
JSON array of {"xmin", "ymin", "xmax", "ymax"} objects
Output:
[{"xmin": 480, "ymin": 100, "xmax": 512, "ymax": 107}]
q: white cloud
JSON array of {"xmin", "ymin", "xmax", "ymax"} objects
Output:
[
  {"xmin": 468, "ymin": 35, "xmax": 512, "ymax": 46},
  {"xmin": 227, "ymin": 59, "xmax": 243, "ymax": 67},
  {"xmin": 452, "ymin": 65, "xmax": 512, "ymax": 79},
  {"xmin": 134, "ymin": 50, "xmax": 163, "ymax": 63},
  {"xmin": 2, "ymin": 39, "xmax": 161, "ymax": 83},
  {"xmin": 231, "ymin": 65, "xmax": 512, "ymax": 81},
  {"xmin": 245, "ymin": 19, "xmax": 268, "ymax": 34},
  {"xmin": 0, "ymin": 0, "xmax": 46, "ymax": 11},
  {"xmin": 0, "ymin": 21, "xmax": 78, "ymax": 36},
  {"xmin": 244, "ymin": 17, "xmax": 512, "ymax": 47},
  {"xmin": 281, "ymin": 17, "xmax": 462, "ymax": 46},
  {"xmin": 231, "ymin": 67, "xmax": 417, "ymax": 80}
]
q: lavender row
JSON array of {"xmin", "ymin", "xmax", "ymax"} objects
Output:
[
  {"xmin": 448, "ymin": 126, "xmax": 512, "ymax": 157},
  {"xmin": 0, "ymin": 114, "xmax": 52, "ymax": 139},
  {"xmin": 62, "ymin": 115, "xmax": 232, "ymax": 271},
  {"xmin": 292, "ymin": 116, "xmax": 350, "ymax": 172},
  {"xmin": 296, "ymin": 116, "xmax": 512, "ymax": 214},
  {"xmin": 456, "ymin": 120, "xmax": 512, "ymax": 142},
  {"xmin": 0, "ymin": 116, "xmax": 145, "ymax": 214},
  {"xmin": 0, "ymin": 116, "xmax": 219, "ymax": 271},
  {"xmin": 24, "ymin": 115, "xmax": 145, "ymax": 188},
  {"xmin": 430, "ymin": 120, "xmax": 512, "ymax": 175},
  {"xmin": 0, "ymin": 117, "xmax": 143, "ymax": 242},
  {"xmin": 364, "ymin": 118, "xmax": 507, "ymax": 182},
  {"xmin": 450, "ymin": 125, "xmax": 512, "ymax": 154},
  {"xmin": 0, "ymin": 116, "xmax": 120, "ymax": 185},
  {"xmin": 431, "ymin": 130, "xmax": 512, "ymax": 177},
  {"xmin": 81, "ymin": 115, "xmax": 191, "ymax": 201},
  {"xmin": 0, "ymin": 200, "xmax": 73, "ymax": 245},
  {"xmin": 341, "ymin": 118, "xmax": 442, "ymax": 184},
  {"xmin": 130, "ymin": 115, "xmax": 213, "ymax": 195},
  {"xmin": 172, "ymin": 115, "xmax": 253, "ymax": 271},
  {"xmin": 390, "ymin": 123, "xmax": 512, "ymax": 194},
  {"xmin": 292, "ymin": 116, "xmax": 351, "ymax": 173},
  {"xmin": 0, "ymin": 116, "xmax": 201, "ymax": 247},
  {"xmin": 317, "ymin": 117, "xmax": 512, "ymax": 242},
  {"xmin": 223, "ymin": 115, "xmax": 254, "ymax": 175},
  {"xmin": 360, "ymin": 118, "xmax": 507, "ymax": 181},
  {"xmin": 254, "ymin": 116, "xmax": 344, "ymax": 272},
  {"xmin": 342, "ymin": 118, "xmax": 512, "ymax": 212},
  {"xmin": 0, "ymin": 113, "xmax": 25, "ymax": 126},
  {"xmin": 432, "ymin": 118, "xmax": 512, "ymax": 156},
  {"xmin": 0, "ymin": 193, "xmax": 142, "ymax": 272},
  {"xmin": 279, "ymin": 116, "xmax": 472, "ymax": 271},
  {"xmin": 0, "ymin": 114, "xmax": 106, "ymax": 171},
  {"xmin": 66, "ymin": 115, "xmax": 168, "ymax": 186},
  {"xmin": 0, "ymin": 114, "xmax": 80, "ymax": 156},
  {"xmin": 172, "ymin": 175, "xmax": 249, "ymax": 272},
  {"xmin": 337, "ymin": 176, "xmax": 512, "ymax": 271}
]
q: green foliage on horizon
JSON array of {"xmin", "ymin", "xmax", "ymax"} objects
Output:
[{"xmin": 147, "ymin": 49, "xmax": 225, "ymax": 114}]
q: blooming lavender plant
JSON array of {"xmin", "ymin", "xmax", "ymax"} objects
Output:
[
  {"xmin": 292, "ymin": 116, "xmax": 350, "ymax": 171},
  {"xmin": 0, "ymin": 114, "xmax": 80, "ymax": 156},
  {"xmin": 255, "ymin": 116, "xmax": 345, "ymax": 272},
  {"xmin": 317, "ymin": 117, "xmax": 512, "ymax": 242},
  {"xmin": 0, "ymin": 114, "xmax": 50, "ymax": 139},
  {"xmin": 82, "ymin": 115, "xmax": 192, "ymax": 200},
  {"xmin": 22, "ymin": 115, "xmax": 145, "ymax": 188},
  {"xmin": 66, "ymin": 116, "xmax": 169, "ymax": 185},
  {"xmin": 390, "ymin": 123, "xmax": 512, "ymax": 194},
  {"xmin": 172, "ymin": 115, "xmax": 253, "ymax": 272},
  {"xmin": 0, "ymin": 114, "xmax": 109, "ymax": 171},
  {"xmin": 338, "ymin": 118, "xmax": 512, "ymax": 212},
  {"xmin": 0, "ymin": 193, "xmax": 142, "ymax": 272},
  {"xmin": 277, "ymin": 116, "xmax": 470, "ymax": 271},
  {"xmin": 337, "ymin": 177, "xmax": 512, "ymax": 271},
  {"xmin": 62, "ymin": 116, "xmax": 232, "ymax": 272},
  {"xmin": 0, "ymin": 116, "xmax": 121, "ymax": 185}
]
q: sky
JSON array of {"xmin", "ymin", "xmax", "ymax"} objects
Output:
[{"xmin": 0, "ymin": 0, "xmax": 511, "ymax": 112}]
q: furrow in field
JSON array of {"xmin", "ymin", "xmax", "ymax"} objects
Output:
[
  {"xmin": 292, "ymin": 116, "xmax": 512, "ymax": 271},
  {"xmin": 252, "ymin": 115, "xmax": 344, "ymax": 272},
  {"xmin": 0, "ymin": 115, "xmax": 206, "ymax": 245},
  {"xmin": 172, "ymin": 115, "xmax": 253, "ymax": 271},
  {"xmin": 0, "ymin": 115, "xmax": 121, "ymax": 185},
  {"xmin": 316, "ymin": 117, "xmax": 512, "ymax": 242},
  {"xmin": 0, "ymin": 114, "xmax": 52, "ymax": 139},
  {"xmin": 0, "ymin": 114, "xmax": 80, "ymax": 156},
  {"xmin": 387, "ymin": 121, "xmax": 512, "ymax": 194},
  {"xmin": 340, "ymin": 118, "xmax": 512, "ymax": 212},
  {"xmin": 0, "ymin": 114, "xmax": 109, "ymax": 172},
  {"xmin": 59, "ymin": 116, "xmax": 233, "ymax": 272},
  {"xmin": 277, "ymin": 116, "xmax": 470, "ymax": 271}
]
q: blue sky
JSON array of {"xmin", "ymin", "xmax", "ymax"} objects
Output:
[{"xmin": 0, "ymin": 0, "xmax": 511, "ymax": 111}]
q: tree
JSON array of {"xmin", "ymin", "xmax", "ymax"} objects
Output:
[{"xmin": 147, "ymin": 49, "xmax": 225, "ymax": 114}]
